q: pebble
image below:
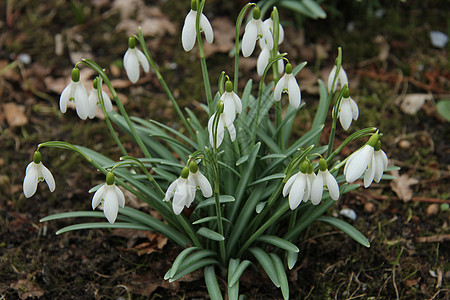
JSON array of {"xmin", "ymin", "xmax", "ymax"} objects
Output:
[
  {"xmin": 426, "ymin": 204, "xmax": 439, "ymax": 216},
  {"xmin": 398, "ymin": 140, "xmax": 411, "ymax": 150},
  {"xmin": 364, "ymin": 202, "xmax": 376, "ymax": 213}
]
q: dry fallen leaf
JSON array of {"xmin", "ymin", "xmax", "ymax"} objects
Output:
[
  {"xmin": 10, "ymin": 279, "xmax": 45, "ymax": 299},
  {"xmin": 400, "ymin": 94, "xmax": 432, "ymax": 115},
  {"xmin": 203, "ymin": 17, "xmax": 235, "ymax": 57},
  {"xmin": 390, "ymin": 172, "xmax": 419, "ymax": 202},
  {"xmin": 2, "ymin": 102, "xmax": 28, "ymax": 127}
]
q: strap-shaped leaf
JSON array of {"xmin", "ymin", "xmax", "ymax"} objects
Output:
[
  {"xmin": 192, "ymin": 216, "xmax": 231, "ymax": 225},
  {"xmin": 197, "ymin": 227, "xmax": 225, "ymax": 241},
  {"xmin": 205, "ymin": 266, "xmax": 223, "ymax": 300},
  {"xmin": 169, "ymin": 258, "xmax": 219, "ymax": 282},
  {"xmin": 249, "ymin": 248, "xmax": 280, "ymax": 287},
  {"xmin": 270, "ymin": 253, "xmax": 289, "ymax": 300},
  {"xmin": 317, "ymin": 216, "xmax": 370, "ymax": 248},
  {"xmin": 287, "ymin": 251, "xmax": 298, "ymax": 270},
  {"xmin": 55, "ymin": 222, "xmax": 151, "ymax": 235},
  {"xmin": 195, "ymin": 195, "xmax": 235, "ymax": 210},
  {"xmin": 177, "ymin": 249, "xmax": 217, "ymax": 272},
  {"xmin": 256, "ymin": 235, "xmax": 299, "ymax": 253},
  {"xmin": 228, "ymin": 259, "xmax": 240, "ymax": 300},
  {"xmin": 165, "ymin": 247, "xmax": 198, "ymax": 279},
  {"xmin": 228, "ymin": 260, "xmax": 251, "ymax": 288},
  {"xmin": 249, "ymin": 173, "xmax": 285, "ymax": 187}
]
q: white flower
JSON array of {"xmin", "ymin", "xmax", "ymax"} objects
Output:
[
  {"xmin": 257, "ymin": 40, "xmax": 284, "ymax": 76},
  {"xmin": 370, "ymin": 148, "xmax": 388, "ymax": 186},
  {"xmin": 274, "ymin": 64, "xmax": 301, "ymax": 109},
  {"xmin": 188, "ymin": 163, "xmax": 213, "ymax": 198},
  {"xmin": 123, "ymin": 44, "xmax": 149, "ymax": 84},
  {"xmin": 92, "ymin": 183, "xmax": 125, "ymax": 224},
  {"xmin": 23, "ymin": 152, "xmax": 55, "ymax": 198},
  {"xmin": 60, "ymin": 67, "xmax": 89, "ymax": 120},
  {"xmin": 263, "ymin": 18, "xmax": 284, "ymax": 44},
  {"xmin": 283, "ymin": 161, "xmax": 315, "ymax": 210},
  {"xmin": 310, "ymin": 159, "xmax": 340, "ymax": 205},
  {"xmin": 327, "ymin": 65, "xmax": 348, "ymax": 93},
  {"xmin": 242, "ymin": 8, "xmax": 273, "ymax": 57},
  {"xmin": 181, "ymin": 8, "xmax": 214, "ymax": 52},
  {"xmin": 220, "ymin": 81, "xmax": 242, "ymax": 123},
  {"xmin": 208, "ymin": 111, "xmax": 236, "ymax": 148},
  {"xmin": 336, "ymin": 96, "xmax": 359, "ymax": 131},
  {"xmin": 87, "ymin": 84, "xmax": 113, "ymax": 119},
  {"xmin": 165, "ymin": 170, "xmax": 196, "ymax": 215}
]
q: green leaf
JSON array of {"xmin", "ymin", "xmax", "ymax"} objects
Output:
[
  {"xmin": 192, "ymin": 216, "xmax": 231, "ymax": 225},
  {"xmin": 169, "ymin": 258, "xmax": 219, "ymax": 282},
  {"xmin": 261, "ymin": 154, "xmax": 286, "ymax": 160},
  {"xmin": 236, "ymin": 155, "xmax": 249, "ymax": 166},
  {"xmin": 40, "ymin": 211, "xmax": 109, "ymax": 222},
  {"xmin": 197, "ymin": 227, "xmax": 225, "ymax": 241},
  {"xmin": 287, "ymin": 251, "xmax": 298, "ymax": 270},
  {"xmin": 177, "ymin": 249, "xmax": 217, "ymax": 271},
  {"xmin": 317, "ymin": 216, "xmax": 370, "ymax": 248},
  {"xmin": 249, "ymin": 173, "xmax": 285, "ymax": 187},
  {"xmin": 256, "ymin": 202, "xmax": 267, "ymax": 214},
  {"xmin": 292, "ymin": 61, "xmax": 308, "ymax": 76},
  {"xmin": 228, "ymin": 260, "xmax": 252, "ymax": 288},
  {"xmin": 195, "ymin": 195, "xmax": 235, "ymax": 210},
  {"xmin": 302, "ymin": 0, "xmax": 327, "ymax": 19},
  {"xmin": 228, "ymin": 259, "xmax": 240, "ymax": 300},
  {"xmin": 249, "ymin": 247, "xmax": 280, "ymax": 287},
  {"xmin": 166, "ymin": 247, "xmax": 198, "ymax": 279},
  {"xmin": 256, "ymin": 235, "xmax": 299, "ymax": 253},
  {"xmin": 205, "ymin": 266, "xmax": 223, "ymax": 300},
  {"xmin": 55, "ymin": 222, "xmax": 151, "ymax": 235},
  {"xmin": 436, "ymin": 100, "xmax": 450, "ymax": 121},
  {"xmin": 270, "ymin": 253, "xmax": 289, "ymax": 300}
]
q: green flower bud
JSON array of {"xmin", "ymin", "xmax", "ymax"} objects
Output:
[
  {"xmin": 181, "ymin": 166, "xmax": 190, "ymax": 179},
  {"xmin": 71, "ymin": 67, "xmax": 80, "ymax": 82},
  {"xmin": 128, "ymin": 37, "xmax": 136, "ymax": 49},
  {"xmin": 343, "ymin": 86, "xmax": 350, "ymax": 98},
  {"xmin": 318, "ymin": 158, "xmax": 328, "ymax": 172},
  {"xmin": 33, "ymin": 151, "xmax": 42, "ymax": 164},
  {"xmin": 253, "ymin": 6, "xmax": 261, "ymax": 20},
  {"xmin": 189, "ymin": 161, "xmax": 199, "ymax": 173},
  {"xmin": 300, "ymin": 160, "xmax": 309, "ymax": 173},
  {"xmin": 191, "ymin": 0, "xmax": 198, "ymax": 11},
  {"xmin": 367, "ymin": 132, "xmax": 380, "ymax": 148},
  {"xmin": 92, "ymin": 78, "xmax": 98, "ymax": 89},
  {"xmin": 285, "ymin": 63, "xmax": 293, "ymax": 74},
  {"xmin": 225, "ymin": 80, "xmax": 233, "ymax": 93},
  {"xmin": 106, "ymin": 171, "xmax": 115, "ymax": 185},
  {"xmin": 374, "ymin": 140, "xmax": 382, "ymax": 151}
]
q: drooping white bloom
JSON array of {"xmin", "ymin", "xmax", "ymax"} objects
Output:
[
  {"xmin": 257, "ymin": 39, "xmax": 284, "ymax": 76},
  {"xmin": 165, "ymin": 168, "xmax": 196, "ymax": 215},
  {"xmin": 220, "ymin": 80, "xmax": 242, "ymax": 123},
  {"xmin": 283, "ymin": 161, "xmax": 316, "ymax": 210},
  {"xmin": 188, "ymin": 162, "xmax": 212, "ymax": 198},
  {"xmin": 310, "ymin": 159, "xmax": 340, "ymax": 205},
  {"xmin": 327, "ymin": 65, "xmax": 348, "ymax": 93},
  {"xmin": 181, "ymin": 7, "xmax": 214, "ymax": 52},
  {"xmin": 242, "ymin": 7, "xmax": 273, "ymax": 57},
  {"xmin": 23, "ymin": 151, "xmax": 55, "ymax": 198},
  {"xmin": 208, "ymin": 111, "xmax": 236, "ymax": 148},
  {"xmin": 336, "ymin": 95, "xmax": 359, "ymax": 131},
  {"xmin": 123, "ymin": 39, "xmax": 150, "ymax": 84},
  {"xmin": 373, "ymin": 148, "xmax": 388, "ymax": 183},
  {"xmin": 274, "ymin": 63, "xmax": 301, "ymax": 109},
  {"xmin": 263, "ymin": 17, "xmax": 284, "ymax": 44},
  {"xmin": 92, "ymin": 183, "xmax": 125, "ymax": 224},
  {"xmin": 60, "ymin": 67, "xmax": 90, "ymax": 120},
  {"xmin": 87, "ymin": 81, "xmax": 113, "ymax": 119}
]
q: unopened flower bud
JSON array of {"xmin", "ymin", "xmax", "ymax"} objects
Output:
[
  {"xmin": 128, "ymin": 37, "xmax": 136, "ymax": 49},
  {"xmin": 191, "ymin": 0, "xmax": 198, "ymax": 11},
  {"xmin": 33, "ymin": 151, "xmax": 42, "ymax": 164},
  {"xmin": 225, "ymin": 80, "xmax": 233, "ymax": 93},
  {"xmin": 181, "ymin": 167, "xmax": 190, "ymax": 179},
  {"xmin": 189, "ymin": 161, "xmax": 199, "ymax": 173},
  {"xmin": 343, "ymin": 86, "xmax": 350, "ymax": 98},
  {"xmin": 285, "ymin": 63, "xmax": 293, "ymax": 74},
  {"xmin": 318, "ymin": 158, "xmax": 328, "ymax": 172},
  {"xmin": 71, "ymin": 67, "xmax": 80, "ymax": 82},
  {"xmin": 106, "ymin": 171, "xmax": 115, "ymax": 185},
  {"xmin": 253, "ymin": 6, "xmax": 261, "ymax": 20}
]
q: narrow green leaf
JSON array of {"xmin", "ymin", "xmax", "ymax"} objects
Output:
[
  {"xmin": 270, "ymin": 253, "xmax": 289, "ymax": 300},
  {"xmin": 256, "ymin": 201, "xmax": 267, "ymax": 214},
  {"xmin": 193, "ymin": 216, "xmax": 231, "ymax": 225},
  {"xmin": 195, "ymin": 195, "xmax": 235, "ymax": 210},
  {"xmin": 302, "ymin": 0, "xmax": 327, "ymax": 19},
  {"xmin": 228, "ymin": 260, "xmax": 252, "ymax": 288},
  {"xmin": 177, "ymin": 249, "xmax": 217, "ymax": 271},
  {"xmin": 236, "ymin": 154, "xmax": 249, "ymax": 166},
  {"xmin": 55, "ymin": 222, "xmax": 151, "ymax": 235},
  {"xmin": 261, "ymin": 154, "xmax": 286, "ymax": 160},
  {"xmin": 167, "ymin": 247, "xmax": 199, "ymax": 279},
  {"xmin": 287, "ymin": 251, "xmax": 298, "ymax": 270},
  {"xmin": 40, "ymin": 211, "xmax": 108, "ymax": 222},
  {"xmin": 257, "ymin": 235, "xmax": 299, "ymax": 253},
  {"xmin": 292, "ymin": 61, "xmax": 308, "ymax": 76},
  {"xmin": 169, "ymin": 258, "xmax": 219, "ymax": 282},
  {"xmin": 204, "ymin": 266, "xmax": 223, "ymax": 300},
  {"xmin": 197, "ymin": 227, "xmax": 225, "ymax": 241},
  {"xmin": 228, "ymin": 259, "xmax": 240, "ymax": 300},
  {"xmin": 317, "ymin": 216, "xmax": 370, "ymax": 248},
  {"xmin": 249, "ymin": 173, "xmax": 285, "ymax": 187},
  {"xmin": 249, "ymin": 248, "xmax": 280, "ymax": 287}
]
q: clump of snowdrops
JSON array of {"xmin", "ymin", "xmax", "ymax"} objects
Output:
[{"xmin": 24, "ymin": 1, "xmax": 395, "ymax": 298}]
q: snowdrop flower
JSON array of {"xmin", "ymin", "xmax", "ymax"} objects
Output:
[
  {"xmin": 310, "ymin": 158, "xmax": 340, "ymax": 205},
  {"xmin": 123, "ymin": 37, "xmax": 149, "ymax": 84},
  {"xmin": 274, "ymin": 63, "xmax": 301, "ymax": 109},
  {"xmin": 92, "ymin": 172, "xmax": 125, "ymax": 224},
  {"xmin": 23, "ymin": 151, "xmax": 55, "ymax": 198},
  {"xmin": 60, "ymin": 67, "xmax": 89, "ymax": 120},
  {"xmin": 335, "ymin": 87, "xmax": 359, "ymax": 131},
  {"xmin": 220, "ymin": 80, "xmax": 242, "ymax": 123},
  {"xmin": 283, "ymin": 160, "xmax": 316, "ymax": 210},
  {"xmin": 188, "ymin": 161, "xmax": 212, "ymax": 198},
  {"xmin": 181, "ymin": 0, "xmax": 214, "ymax": 52},
  {"xmin": 327, "ymin": 65, "xmax": 348, "ymax": 93},
  {"xmin": 165, "ymin": 167, "xmax": 196, "ymax": 215},
  {"xmin": 263, "ymin": 16, "xmax": 284, "ymax": 45},
  {"xmin": 87, "ymin": 78, "xmax": 113, "ymax": 119},
  {"xmin": 257, "ymin": 39, "xmax": 284, "ymax": 76},
  {"xmin": 242, "ymin": 6, "xmax": 273, "ymax": 57},
  {"xmin": 344, "ymin": 133, "xmax": 387, "ymax": 187},
  {"xmin": 208, "ymin": 102, "xmax": 236, "ymax": 148}
]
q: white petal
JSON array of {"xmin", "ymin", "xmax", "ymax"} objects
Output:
[
  {"xmin": 101, "ymin": 90, "xmax": 113, "ymax": 112},
  {"xmin": 165, "ymin": 179, "xmax": 179, "ymax": 201},
  {"xmin": 215, "ymin": 120, "xmax": 225, "ymax": 147},
  {"xmin": 232, "ymin": 92, "xmax": 242, "ymax": 114},
  {"xmin": 303, "ymin": 174, "xmax": 313, "ymax": 202},
  {"xmin": 242, "ymin": 21, "xmax": 257, "ymax": 57},
  {"xmin": 103, "ymin": 188, "xmax": 119, "ymax": 223},
  {"xmin": 74, "ymin": 82, "xmax": 89, "ymax": 120},
  {"xmin": 124, "ymin": 49, "xmax": 140, "ymax": 83},
  {"xmin": 224, "ymin": 114, "xmax": 236, "ymax": 142},
  {"xmin": 193, "ymin": 172, "xmax": 212, "ymax": 198},
  {"xmin": 278, "ymin": 23, "xmax": 284, "ymax": 44},
  {"xmin": 277, "ymin": 54, "xmax": 285, "ymax": 74},
  {"xmin": 200, "ymin": 13, "xmax": 214, "ymax": 44},
  {"xmin": 136, "ymin": 49, "xmax": 150, "ymax": 73},
  {"xmin": 310, "ymin": 173, "xmax": 324, "ymax": 205},
  {"xmin": 222, "ymin": 93, "xmax": 236, "ymax": 123},
  {"xmin": 287, "ymin": 75, "xmax": 301, "ymax": 109},
  {"xmin": 288, "ymin": 176, "xmax": 306, "ymax": 210},
  {"xmin": 364, "ymin": 154, "xmax": 376, "ymax": 188},
  {"xmin": 345, "ymin": 145, "xmax": 374, "ymax": 183},
  {"xmin": 324, "ymin": 171, "xmax": 340, "ymax": 201},
  {"xmin": 59, "ymin": 82, "xmax": 73, "ymax": 113},
  {"xmin": 114, "ymin": 185, "xmax": 125, "ymax": 208},
  {"xmin": 181, "ymin": 10, "xmax": 197, "ymax": 52},
  {"xmin": 339, "ymin": 99, "xmax": 353, "ymax": 131},
  {"xmin": 283, "ymin": 173, "xmax": 297, "ymax": 197},
  {"xmin": 23, "ymin": 163, "xmax": 38, "ymax": 198},
  {"xmin": 40, "ymin": 163, "xmax": 55, "ymax": 192},
  {"xmin": 92, "ymin": 185, "xmax": 106, "ymax": 209},
  {"xmin": 88, "ymin": 89, "xmax": 98, "ymax": 119},
  {"xmin": 257, "ymin": 47, "xmax": 270, "ymax": 76},
  {"xmin": 338, "ymin": 67, "xmax": 349, "ymax": 88},
  {"xmin": 274, "ymin": 76, "xmax": 286, "ymax": 101},
  {"xmin": 327, "ymin": 66, "xmax": 337, "ymax": 93},
  {"xmin": 350, "ymin": 97, "xmax": 359, "ymax": 120},
  {"xmin": 261, "ymin": 21, "xmax": 274, "ymax": 50}
]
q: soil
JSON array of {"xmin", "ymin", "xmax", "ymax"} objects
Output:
[{"xmin": 1, "ymin": 0, "xmax": 449, "ymax": 299}]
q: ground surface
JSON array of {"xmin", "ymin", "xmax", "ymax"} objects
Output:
[{"xmin": 0, "ymin": 0, "xmax": 449, "ymax": 299}]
